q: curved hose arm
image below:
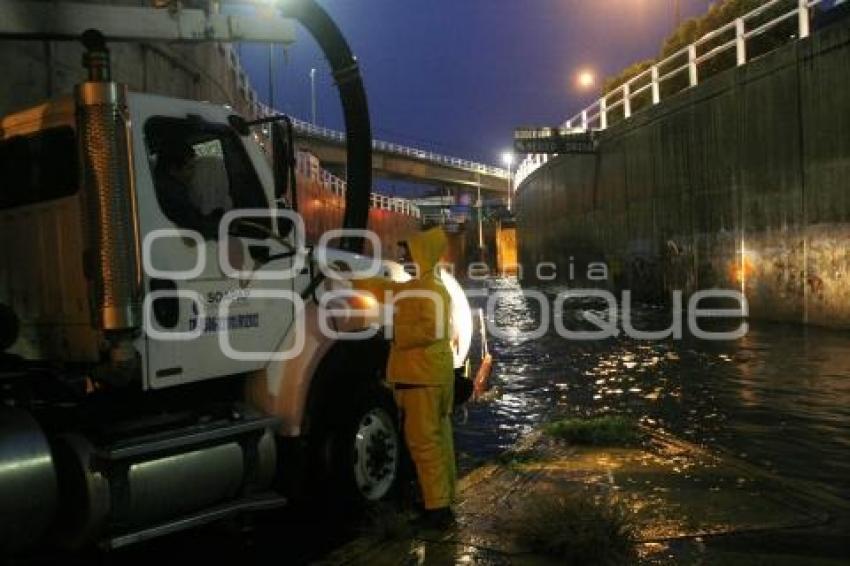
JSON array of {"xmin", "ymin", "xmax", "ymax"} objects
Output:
[{"xmin": 279, "ymin": 0, "xmax": 372, "ymax": 253}]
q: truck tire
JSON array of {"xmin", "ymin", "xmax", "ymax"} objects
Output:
[{"xmin": 313, "ymin": 384, "xmax": 401, "ymax": 507}]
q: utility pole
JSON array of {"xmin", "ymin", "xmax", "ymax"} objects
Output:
[
  {"xmin": 268, "ymin": 42, "xmax": 275, "ymax": 110},
  {"xmin": 501, "ymin": 152, "xmax": 514, "ymax": 212},
  {"xmin": 477, "ymin": 186, "xmax": 484, "ymax": 253},
  {"xmin": 506, "ymin": 167, "xmax": 513, "ymax": 212},
  {"xmin": 310, "ymin": 67, "xmax": 317, "ymax": 124}
]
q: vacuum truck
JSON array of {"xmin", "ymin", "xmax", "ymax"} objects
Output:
[{"xmin": 0, "ymin": 0, "xmax": 474, "ymax": 556}]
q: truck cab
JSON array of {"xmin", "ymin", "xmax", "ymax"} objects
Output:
[{"xmin": 0, "ymin": 72, "xmax": 473, "ymax": 553}]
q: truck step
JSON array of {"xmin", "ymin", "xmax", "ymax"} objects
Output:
[
  {"xmin": 103, "ymin": 492, "xmax": 288, "ymax": 550},
  {"xmin": 97, "ymin": 412, "xmax": 280, "ymax": 461}
]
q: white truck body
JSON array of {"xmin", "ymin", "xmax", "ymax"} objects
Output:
[{"xmin": 0, "ymin": 88, "xmax": 473, "ymax": 553}]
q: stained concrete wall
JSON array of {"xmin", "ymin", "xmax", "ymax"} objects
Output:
[
  {"xmin": 516, "ymin": 20, "xmax": 850, "ymax": 327},
  {"xmin": 0, "ymin": 1, "xmax": 260, "ymax": 118},
  {"xmin": 296, "ymin": 166, "xmax": 420, "ymax": 259}
]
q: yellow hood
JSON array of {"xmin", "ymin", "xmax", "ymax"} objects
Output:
[{"xmin": 408, "ymin": 227, "xmax": 447, "ymax": 275}]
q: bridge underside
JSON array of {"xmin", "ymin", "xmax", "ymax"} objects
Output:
[{"xmin": 295, "ymin": 137, "xmax": 509, "ymax": 193}]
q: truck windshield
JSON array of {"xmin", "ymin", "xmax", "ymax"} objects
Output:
[{"xmin": 144, "ymin": 117, "xmax": 269, "ymax": 239}]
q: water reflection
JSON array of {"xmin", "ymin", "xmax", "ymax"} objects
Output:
[{"xmin": 456, "ymin": 278, "xmax": 850, "ymax": 502}]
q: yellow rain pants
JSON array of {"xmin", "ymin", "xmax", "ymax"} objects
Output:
[{"xmin": 395, "ymin": 383, "xmax": 456, "ymax": 509}]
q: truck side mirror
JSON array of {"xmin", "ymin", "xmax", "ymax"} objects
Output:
[{"xmin": 271, "ymin": 120, "xmax": 297, "ymax": 238}]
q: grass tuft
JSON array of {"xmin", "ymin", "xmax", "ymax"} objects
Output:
[
  {"xmin": 543, "ymin": 415, "xmax": 641, "ymax": 447},
  {"xmin": 512, "ymin": 490, "xmax": 637, "ymax": 565},
  {"xmin": 495, "ymin": 447, "xmax": 544, "ymax": 470}
]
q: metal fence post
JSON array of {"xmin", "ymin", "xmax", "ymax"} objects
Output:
[
  {"xmin": 688, "ymin": 44, "xmax": 698, "ymax": 87},
  {"xmin": 798, "ymin": 0, "xmax": 810, "ymax": 39},
  {"xmin": 651, "ymin": 65, "xmax": 660, "ymax": 105},
  {"xmin": 600, "ymin": 97, "xmax": 608, "ymax": 129},
  {"xmin": 623, "ymin": 83, "xmax": 631, "ymax": 119},
  {"xmin": 736, "ymin": 17, "xmax": 747, "ymax": 65},
  {"xmin": 582, "ymin": 109, "xmax": 589, "ymax": 130}
]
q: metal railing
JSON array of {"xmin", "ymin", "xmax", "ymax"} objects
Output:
[
  {"xmin": 516, "ymin": 0, "xmax": 828, "ymax": 188},
  {"xmin": 295, "ymin": 152, "xmax": 421, "ymax": 219},
  {"xmin": 283, "ymin": 115, "xmax": 508, "ymax": 179}
]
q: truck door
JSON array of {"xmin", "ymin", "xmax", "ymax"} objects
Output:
[{"xmin": 136, "ymin": 108, "xmax": 298, "ymax": 389}]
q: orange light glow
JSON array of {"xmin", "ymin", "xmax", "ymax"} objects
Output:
[
  {"xmin": 729, "ymin": 258, "xmax": 755, "ymax": 284},
  {"xmin": 576, "ymin": 69, "xmax": 596, "ymax": 90},
  {"xmin": 349, "ymin": 293, "xmax": 378, "ymax": 311}
]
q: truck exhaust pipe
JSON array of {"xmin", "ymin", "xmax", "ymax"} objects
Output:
[{"xmin": 75, "ymin": 30, "xmax": 141, "ymax": 334}]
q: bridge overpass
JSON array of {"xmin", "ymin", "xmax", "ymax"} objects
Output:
[{"xmin": 287, "ymin": 117, "xmax": 510, "ymax": 193}]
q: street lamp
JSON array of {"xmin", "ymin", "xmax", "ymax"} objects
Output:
[
  {"xmin": 268, "ymin": 43, "xmax": 275, "ymax": 110},
  {"xmin": 310, "ymin": 67, "xmax": 317, "ymax": 124},
  {"xmin": 576, "ymin": 68, "xmax": 596, "ymax": 91},
  {"xmin": 502, "ymin": 151, "xmax": 515, "ymax": 212}
]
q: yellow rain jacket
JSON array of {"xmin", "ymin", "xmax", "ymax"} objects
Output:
[
  {"xmin": 353, "ymin": 227, "xmax": 456, "ymax": 509},
  {"xmin": 354, "ymin": 227, "xmax": 454, "ymax": 387}
]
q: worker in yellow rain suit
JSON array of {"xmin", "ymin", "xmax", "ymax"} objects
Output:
[{"xmin": 353, "ymin": 227, "xmax": 456, "ymax": 527}]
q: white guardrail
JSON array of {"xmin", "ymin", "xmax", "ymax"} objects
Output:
[
  {"xmin": 295, "ymin": 152, "xmax": 421, "ymax": 219},
  {"xmin": 285, "ymin": 116, "xmax": 508, "ymax": 179},
  {"xmin": 515, "ymin": 0, "xmax": 830, "ymax": 188}
]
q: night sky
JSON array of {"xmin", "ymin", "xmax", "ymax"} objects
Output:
[{"xmin": 238, "ymin": 1, "xmax": 714, "ymax": 166}]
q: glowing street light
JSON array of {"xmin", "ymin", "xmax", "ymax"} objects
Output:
[{"xmin": 576, "ymin": 69, "xmax": 596, "ymax": 90}]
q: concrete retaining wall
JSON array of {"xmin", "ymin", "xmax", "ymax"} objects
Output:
[
  {"xmin": 0, "ymin": 1, "xmax": 259, "ymax": 117},
  {"xmin": 516, "ymin": 20, "xmax": 850, "ymax": 327}
]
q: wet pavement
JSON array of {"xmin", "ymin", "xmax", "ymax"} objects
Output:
[{"xmin": 321, "ymin": 429, "xmax": 846, "ymax": 565}]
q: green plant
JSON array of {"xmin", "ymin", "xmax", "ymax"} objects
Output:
[
  {"xmin": 602, "ymin": 59, "xmax": 654, "ymax": 94},
  {"xmin": 603, "ymin": 0, "xmax": 795, "ymax": 100},
  {"xmin": 543, "ymin": 416, "xmax": 641, "ymax": 447},
  {"xmin": 512, "ymin": 491, "xmax": 637, "ymax": 564},
  {"xmin": 495, "ymin": 447, "xmax": 544, "ymax": 470}
]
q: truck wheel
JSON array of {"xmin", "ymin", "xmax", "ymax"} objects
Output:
[
  {"xmin": 314, "ymin": 385, "xmax": 401, "ymax": 506},
  {"xmin": 350, "ymin": 398, "xmax": 399, "ymax": 502}
]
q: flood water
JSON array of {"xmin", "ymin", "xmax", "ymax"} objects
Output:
[{"xmin": 457, "ymin": 278, "xmax": 850, "ymax": 504}]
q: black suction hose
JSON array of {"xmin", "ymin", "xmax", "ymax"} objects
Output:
[{"xmin": 280, "ymin": 0, "xmax": 371, "ymax": 254}]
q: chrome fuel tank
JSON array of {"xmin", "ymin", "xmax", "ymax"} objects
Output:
[
  {"xmin": 51, "ymin": 412, "xmax": 278, "ymax": 549},
  {"xmin": 0, "ymin": 407, "xmax": 59, "ymax": 553}
]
